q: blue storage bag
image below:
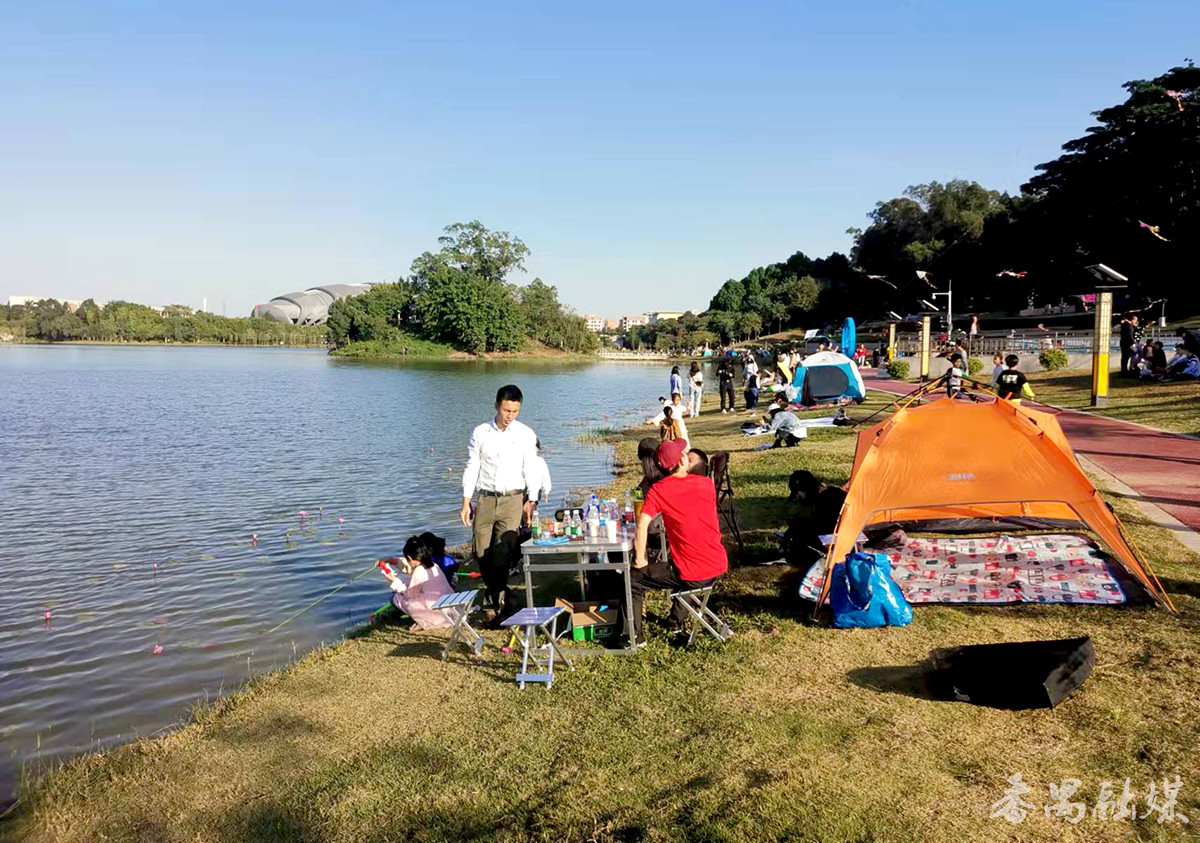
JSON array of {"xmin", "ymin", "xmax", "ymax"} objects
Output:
[{"xmin": 829, "ymin": 552, "xmax": 913, "ymax": 629}]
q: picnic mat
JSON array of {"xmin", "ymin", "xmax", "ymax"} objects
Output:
[{"xmin": 799, "ymin": 533, "xmax": 1127, "ymax": 605}]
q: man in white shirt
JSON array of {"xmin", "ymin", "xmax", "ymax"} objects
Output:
[{"xmin": 460, "ymin": 384, "xmax": 538, "ymax": 618}]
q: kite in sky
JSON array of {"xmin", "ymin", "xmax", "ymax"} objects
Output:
[
  {"xmin": 1139, "ymin": 221, "xmax": 1169, "ymax": 242},
  {"xmin": 915, "ymin": 270, "xmax": 932, "ymax": 280},
  {"xmin": 996, "ymin": 270, "xmax": 1028, "ymax": 278},
  {"xmin": 1164, "ymin": 90, "xmax": 1186, "ymax": 111}
]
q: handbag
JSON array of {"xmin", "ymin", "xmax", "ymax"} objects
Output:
[{"xmin": 829, "ymin": 552, "xmax": 913, "ymax": 629}]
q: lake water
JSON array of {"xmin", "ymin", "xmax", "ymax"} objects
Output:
[{"xmin": 0, "ymin": 345, "xmax": 668, "ymax": 802}]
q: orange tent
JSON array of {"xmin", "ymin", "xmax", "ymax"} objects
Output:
[{"xmin": 820, "ymin": 398, "xmax": 1173, "ymax": 610}]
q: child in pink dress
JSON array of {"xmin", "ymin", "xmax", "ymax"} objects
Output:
[{"xmin": 382, "ymin": 536, "xmax": 455, "ymax": 630}]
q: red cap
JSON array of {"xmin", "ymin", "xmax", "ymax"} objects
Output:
[{"xmin": 655, "ymin": 438, "xmax": 688, "ymax": 471}]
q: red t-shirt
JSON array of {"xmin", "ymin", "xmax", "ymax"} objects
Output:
[{"xmin": 642, "ymin": 474, "xmax": 729, "ymax": 581}]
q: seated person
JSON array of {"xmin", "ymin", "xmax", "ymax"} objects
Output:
[
  {"xmin": 381, "ymin": 535, "xmax": 455, "ymax": 629},
  {"xmin": 1167, "ymin": 348, "xmax": 1200, "ymax": 380},
  {"xmin": 766, "ymin": 406, "xmax": 805, "ymax": 447},
  {"xmin": 687, "ymin": 446, "xmax": 709, "ymax": 476},
  {"xmin": 627, "ymin": 439, "xmax": 729, "ymax": 645},
  {"xmin": 418, "ymin": 531, "xmax": 459, "ymax": 584},
  {"xmin": 647, "ymin": 394, "xmax": 690, "ymax": 443},
  {"xmin": 1139, "ymin": 341, "xmax": 1169, "ymax": 379}
]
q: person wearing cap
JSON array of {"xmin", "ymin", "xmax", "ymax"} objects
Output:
[{"xmin": 625, "ymin": 438, "xmax": 729, "ymax": 645}]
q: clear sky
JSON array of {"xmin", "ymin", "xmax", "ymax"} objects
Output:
[{"xmin": 2, "ymin": 1, "xmax": 1196, "ymax": 318}]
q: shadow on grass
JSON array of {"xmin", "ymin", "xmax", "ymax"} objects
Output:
[{"xmin": 847, "ymin": 665, "xmax": 935, "ymax": 701}]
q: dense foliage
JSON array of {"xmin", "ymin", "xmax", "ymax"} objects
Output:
[
  {"xmin": 655, "ymin": 63, "xmax": 1197, "ymax": 345},
  {"xmin": 0, "ymin": 299, "xmax": 327, "ymax": 346},
  {"xmin": 1038, "ymin": 348, "xmax": 1070, "ymax": 371},
  {"xmin": 327, "ymin": 221, "xmax": 598, "ymax": 355}
]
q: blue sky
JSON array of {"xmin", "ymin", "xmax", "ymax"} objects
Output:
[{"xmin": 2, "ymin": 1, "xmax": 1196, "ymax": 317}]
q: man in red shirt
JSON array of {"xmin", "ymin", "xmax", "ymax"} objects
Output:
[{"xmin": 628, "ymin": 438, "xmax": 729, "ymax": 644}]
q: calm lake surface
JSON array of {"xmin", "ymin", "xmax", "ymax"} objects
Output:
[{"xmin": 0, "ymin": 345, "xmax": 667, "ymax": 801}]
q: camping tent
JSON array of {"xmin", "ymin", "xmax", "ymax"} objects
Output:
[
  {"xmin": 792, "ymin": 351, "xmax": 866, "ymax": 405},
  {"xmin": 819, "ymin": 398, "xmax": 1173, "ymax": 609},
  {"xmin": 839, "ymin": 316, "xmax": 856, "ymax": 356}
]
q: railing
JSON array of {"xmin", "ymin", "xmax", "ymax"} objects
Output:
[{"xmin": 894, "ymin": 326, "xmax": 1169, "ymax": 357}]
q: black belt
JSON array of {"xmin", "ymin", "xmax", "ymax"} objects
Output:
[{"xmin": 478, "ymin": 489, "xmax": 524, "ymax": 498}]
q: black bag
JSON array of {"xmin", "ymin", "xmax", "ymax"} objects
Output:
[{"xmin": 925, "ymin": 637, "xmax": 1094, "ymax": 709}]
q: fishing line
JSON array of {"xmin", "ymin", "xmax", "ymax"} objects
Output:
[{"xmin": 265, "ymin": 562, "xmax": 380, "ymax": 635}]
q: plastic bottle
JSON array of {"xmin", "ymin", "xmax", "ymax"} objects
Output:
[
  {"xmin": 623, "ymin": 491, "xmax": 634, "ymax": 525},
  {"xmin": 530, "ymin": 503, "xmax": 541, "ymax": 538}
]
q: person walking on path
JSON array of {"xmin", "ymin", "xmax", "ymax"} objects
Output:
[
  {"xmin": 627, "ymin": 438, "xmax": 729, "ymax": 645},
  {"xmin": 1120, "ymin": 314, "xmax": 1135, "ymax": 375},
  {"xmin": 460, "ymin": 384, "xmax": 538, "ymax": 619},
  {"xmin": 718, "ymin": 360, "xmax": 735, "ymax": 413},
  {"xmin": 669, "ymin": 366, "xmax": 684, "ymax": 399},
  {"xmin": 688, "ymin": 362, "xmax": 704, "ymax": 418}
]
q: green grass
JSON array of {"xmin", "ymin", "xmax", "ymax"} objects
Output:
[
  {"xmin": 8, "ymin": 393, "xmax": 1200, "ymax": 843},
  {"xmin": 1027, "ymin": 370, "xmax": 1200, "ymax": 436}
]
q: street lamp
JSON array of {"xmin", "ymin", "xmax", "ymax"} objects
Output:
[{"xmin": 932, "ymin": 279, "xmax": 953, "ymax": 337}]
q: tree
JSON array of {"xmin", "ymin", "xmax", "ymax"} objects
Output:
[
  {"xmin": 709, "ymin": 279, "xmax": 745, "ymax": 313},
  {"xmin": 431, "ymin": 220, "xmax": 529, "ymax": 286}
]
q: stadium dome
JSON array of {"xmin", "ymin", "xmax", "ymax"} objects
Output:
[{"xmin": 251, "ymin": 283, "xmax": 374, "ymax": 325}]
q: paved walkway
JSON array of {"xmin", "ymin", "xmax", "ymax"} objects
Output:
[{"xmin": 864, "ymin": 370, "xmax": 1200, "ymax": 538}]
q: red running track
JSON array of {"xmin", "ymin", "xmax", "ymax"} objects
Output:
[{"xmin": 863, "ymin": 370, "xmax": 1200, "ymax": 536}]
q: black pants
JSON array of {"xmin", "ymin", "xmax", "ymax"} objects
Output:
[
  {"xmin": 627, "ymin": 558, "xmax": 716, "ymax": 640},
  {"xmin": 1120, "ymin": 345, "xmax": 1133, "ymax": 375},
  {"xmin": 772, "ymin": 432, "xmax": 802, "ymax": 448},
  {"xmin": 720, "ymin": 382, "xmax": 735, "ymax": 410}
]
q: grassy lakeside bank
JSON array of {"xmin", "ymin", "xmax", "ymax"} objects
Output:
[
  {"xmin": 8, "ymin": 395, "xmax": 1200, "ymax": 843},
  {"xmin": 330, "ymin": 334, "xmax": 598, "ymax": 362}
]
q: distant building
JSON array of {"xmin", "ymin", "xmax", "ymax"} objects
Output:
[
  {"xmin": 604, "ymin": 318, "xmax": 620, "ymax": 331},
  {"xmin": 647, "ymin": 311, "xmax": 686, "ymax": 324},
  {"xmin": 252, "ymin": 284, "xmax": 374, "ymax": 325},
  {"xmin": 583, "ymin": 315, "xmax": 605, "ymax": 332},
  {"xmin": 6, "ymin": 296, "xmax": 84, "ymax": 311},
  {"xmin": 619, "ymin": 314, "xmax": 648, "ymax": 331}
]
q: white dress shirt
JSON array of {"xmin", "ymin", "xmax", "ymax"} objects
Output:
[
  {"xmin": 529, "ymin": 455, "xmax": 553, "ymax": 502},
  {"xmin": 462, "ymin": 417, "xmax": 538, "ymax": 499}
]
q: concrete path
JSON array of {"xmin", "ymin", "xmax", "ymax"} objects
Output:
[{"xmin": 863, "ymin": 370, "xmax": 1200, "ymax": 539}]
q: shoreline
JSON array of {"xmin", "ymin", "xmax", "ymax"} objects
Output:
[{"xmin": 8, "ymin": 390, "xmax": 1200, "ymax": 842}]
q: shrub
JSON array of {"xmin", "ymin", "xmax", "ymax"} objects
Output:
[
  {"xmin": 968, "ymin": 357, "xmax": 984, "ymax": 375},
  {"xmin": 886, "ymin": 359, "xmax": 911, "ymax": 380},
  {"xmin": 1038, "ymin": 348, "xmax": 1069, "ymax": 371}
]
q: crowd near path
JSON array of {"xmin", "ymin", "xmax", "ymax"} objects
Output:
[{"xmin": 863, "ymin": 369, "xmax": 1200, "ymax": 536}]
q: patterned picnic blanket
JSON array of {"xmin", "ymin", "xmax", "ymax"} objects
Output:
[{"xmin": 799, "ymin": 533, "xmax": 1126, "ymax": 605}]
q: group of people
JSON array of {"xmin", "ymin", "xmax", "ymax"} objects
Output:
[
  {"xmin": 1119, "ymin": 315, "xmax": 1200, "ymax": 381},
  {"xmin": 385, "ymin": 382, "xmax": 729, "ymax": 650}
]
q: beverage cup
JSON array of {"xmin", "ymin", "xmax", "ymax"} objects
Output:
[{"xmin": 605, "ymin": 519, "xmax": 618, "ymax": 542}]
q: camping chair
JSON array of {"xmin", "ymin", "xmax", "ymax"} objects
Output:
[
  {"xmin": 670, "ymin": 586, "xmax": 733, "ymax": 646},
  {"xmin": 709, "ymin": 451, "xmax": 744, "ymax": 551},
  {"xmin": 500, "ymin": 606, "xmax": 574, "ymax": 690},
  {"xmin": 431, "ymin": 589, "xmax": 486, "ymax": 660}
]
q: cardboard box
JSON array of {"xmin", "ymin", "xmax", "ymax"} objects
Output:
[{"xmin": 554, "ymin": 598, "xmax": 620, "ymax": 631}]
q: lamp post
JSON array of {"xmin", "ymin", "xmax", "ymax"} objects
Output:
[
  {"xmin": 1084, "ymin": 265, "xmax": 1128, "ymax": 408},
  {"xmin": 920, "ymin": 315, "xmax": 931, "ymax": 382},
  {"xmin": 887, "ymin": 321, "xmax": 896, "ymax": 362},
  {"xmin": 932, "ymin": 278, "xmax": 953, "ymax": 339}
]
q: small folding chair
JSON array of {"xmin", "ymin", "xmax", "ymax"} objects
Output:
[
  {"xmin": 431, "ymin": 589, "xmax": 486, "ymax": 659},
  {"xmin": 501, "ymin": 606, "xmax": 574, "ymax": 689},
  {"xmin": 670, "ymin": 586, "xmax": 733, "ymax": 646},
  {"xmin": 709, "ymin": 451, "xmax": 744, "ymax": 551}
]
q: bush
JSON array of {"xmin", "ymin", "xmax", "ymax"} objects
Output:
[
  {"xmin": 968, "ymin": 357, "xmax": 984, "ymax": 375},
  {"xmin": 886, "ymin": 359, "xmax": 911, "ymax": 380},
  {"xmin": 1038, "ymin": 348, "xmax": 1069, "ymax": 371}
]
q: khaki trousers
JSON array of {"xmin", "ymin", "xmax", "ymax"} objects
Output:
[{"xmin": 472, "ymin": 493, "xmax": 523, "ymax": 613}]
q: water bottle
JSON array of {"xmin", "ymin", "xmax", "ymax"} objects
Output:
[
  {"xmin": 623, "ymin": 491, "xmax": 634, "ymax": 525},
  {"xmin": 530, "ymin": 503, "xmax": 541, "ymax": 538}
]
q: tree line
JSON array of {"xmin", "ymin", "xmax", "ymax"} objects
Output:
[
  {"xmin": 629, "ymin": 62, "xmax": 1198, "ymax": 349},
  {"xmin": 1, "ymin": 299, "xmax": 327, "ymax": 346},
  {"xmin": 327, "ymin": 221, "xmax": 599, "ymax": 355}
]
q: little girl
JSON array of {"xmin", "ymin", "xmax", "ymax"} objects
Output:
[{"xmin": 382, "ymin": 535, "xmax": 454, "ymax": 629}]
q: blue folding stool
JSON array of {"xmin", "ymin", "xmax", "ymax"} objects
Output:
[
  {"xmin": 431, "ymin": 589, "xmax": 486, "ymax": 660},
  {"xmin": 501, "ymin": 606, "xmax": 574, "ymax": 689}
]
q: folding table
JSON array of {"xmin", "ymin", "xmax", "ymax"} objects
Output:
[{"xmin": 519, "ymin": 534, "xmax": 637, "ymax": 654}]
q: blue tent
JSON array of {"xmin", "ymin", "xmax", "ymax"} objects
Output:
[{"xmin": 792, "ymin": 350, "xmax": 867, "ymax": 405}]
